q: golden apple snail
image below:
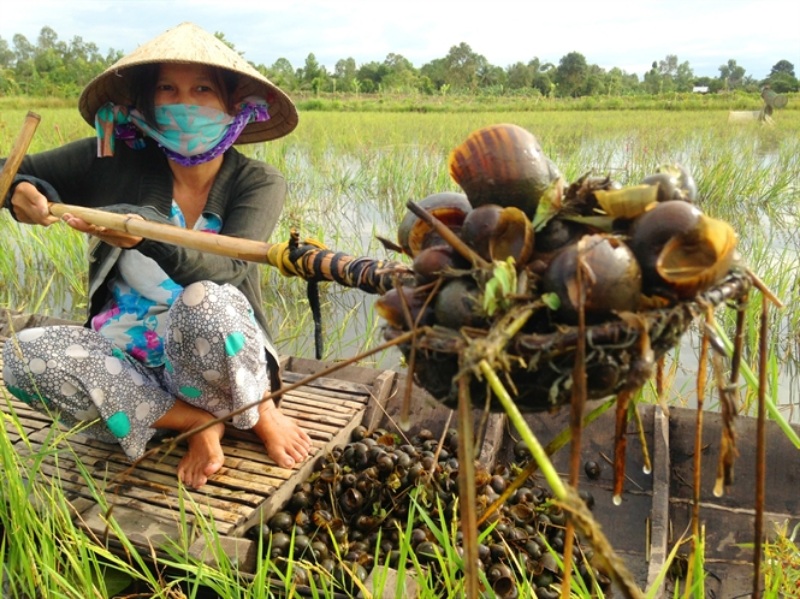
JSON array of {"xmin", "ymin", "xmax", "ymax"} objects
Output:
[
  {"xmin": 460, "ymin": 204, "xmax": 535, "ymax": 264},
  {"xmin": 628, "ymin": 200, "xmax": 737, "ymax": 298},
  {"xmin": 434, "ymin": 277, "xmax": 488, "ymax": 330},
  {"xmin": 542, "ymin": 233, "xmax": 642, "ymax": 322},
  {"xmin": 656, "ymin": 212, "xmax": 738, "ymax": 299},
  {"xmin": 397, "ymin": 191, "xmax": 471, "ymax": 257},
  {"xmin": 642, "ymin": 163, "xmax": 697, "ymax": 203},
  {"xmin": 411, "ymin": 245, "xmax": 469, "ymax": 283},
  {"xmin": 448, "ymin": 123, "xmax": 562, "ymax": 218},
  {"xmin": 374, "ymin": 285, "xmax": 435, "ymax": 330}
]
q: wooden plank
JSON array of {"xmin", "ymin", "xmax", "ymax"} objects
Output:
[
  {"xmin": 646, "ymin": 408, "xmax": 671, "ymax": 599},
  {"xmin": 78, "ymin": 502, "xmax": 198, "ymax": 550},
  {"xmin": 229, "ymin": 403, "xmax": 370, "ymax": 537},
  {"xmin": 282, "ymin": 387, "xmax": 370, "ymax": 406}
]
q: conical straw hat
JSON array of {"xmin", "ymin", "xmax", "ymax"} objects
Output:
[{"xmin": 79, "ymin": 22, "xmax": 297, "ymax": 143}]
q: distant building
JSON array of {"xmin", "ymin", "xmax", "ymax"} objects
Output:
[{"xmin": 692, "ymin": 86, "xmax": 709, "ymax": 94}]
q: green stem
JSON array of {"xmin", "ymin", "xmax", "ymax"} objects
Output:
[{"xmin": 478, "ymin": 359, "xmax": 567, "ymax": 499}]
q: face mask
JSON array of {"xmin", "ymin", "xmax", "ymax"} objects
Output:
[
  {"xmin": 95, "ymin": 98, "xmax": 271, "ymax": 166},
  {"xmin": 134, "ymin": 104, "xmax": 235, "ymax": 157}
]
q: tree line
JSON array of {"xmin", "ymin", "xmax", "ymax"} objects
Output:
[{"xmin": 1, "ymin": 26, "xmax": 797, "ymax": 99}]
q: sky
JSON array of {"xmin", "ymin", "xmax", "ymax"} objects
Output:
[{"xmin": 2, "ymin": 0, "xmax": 799, "ymax": 81}]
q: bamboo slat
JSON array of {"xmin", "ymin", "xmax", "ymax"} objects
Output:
[{"xmin": 0, "ymin": 332, "xmax": 396, "ymax": 562}]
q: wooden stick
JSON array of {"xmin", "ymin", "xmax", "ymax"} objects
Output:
[
  {"xmin": 49, "ymin": 202, "xmax": 274, "ymax": 263},
  {"xmin": 0, "ymin": 112, "xmax": 41, "ymax": 201}
]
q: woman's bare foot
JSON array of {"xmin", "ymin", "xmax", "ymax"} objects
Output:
[
  {"xmin": 153, "ymin": 399, "xmax": 226, "ymax": 488},
  {"xmin": 252, "ymin": 399, "xmax": 313, "ymax": 468}
]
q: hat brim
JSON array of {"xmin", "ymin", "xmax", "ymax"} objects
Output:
[{"xmin": 78, "ymin": 22, "xmax": 298, "ymax": 143}]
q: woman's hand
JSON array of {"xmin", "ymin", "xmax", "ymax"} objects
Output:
[
  {"xmin": 9, "ymin": 182, "xmax": 59, "ymax": 226},
  {"xmin": 11, "ymin": 181, "xmax": 144, "ymax": 247},
  {"xmin": 60, "ymin": 212, "xmax": 144, "ymax": 249}
]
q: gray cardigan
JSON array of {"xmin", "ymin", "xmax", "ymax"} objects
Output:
[{"xmin": 2, "ymin": 137, "xmax": 286, "ymax": 384}]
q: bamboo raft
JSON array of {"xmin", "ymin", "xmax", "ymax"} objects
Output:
[
  {"xmin": 2, "ymin": 312, "xmax": 799, "ymax": 597},
  {"xmin": 0, "ymin": 311, "xmax": 395, "ymax": 572}
]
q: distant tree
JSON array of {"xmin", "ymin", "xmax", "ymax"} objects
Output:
[
  {"xmin": 532, "ymin": 61, "xmax": 555, "ymax": 96},
  {"xmin": 674, "ymin": 61, "xmax": 694, "ymax": 92},
  {"xmin": 11, "ymin": 33, "xmax": 34, "ymax": 63},
  {"xmin": 643, "ymin": 54, "xmax": 694, "ymax": 94},
  {"xmin": 643, "ymin": 61, "xmax": 660, "ymax": 94},
  {"xmin": 718, "ymin": 59, "xmax": 746, "ymax": 90},
  {"xmin": 419, "ymin": 57, "xmax": 447, "ymax": 92},
  {"xmin": 442, "ymin": 42, "xmax": 484, "ymax": 91},
  {"xmin": 509, "ymin": 57, "xmax": 555, "ymax": 96},
  {"xmin": 694, "ymin": 75, "xmax": 714, "ymax": 88},
  {"xmin": 769, "ymin": 60, "xmax": 795, "ymax": 77},
  {"xmin": 477, "ymin": 63, "xmax": 505, "ymax": 90},
  {"xmin": 298, "ymin": 53, "xmax": 327, "ymax": 90},
  {"xmin": 356, "ymin": 60, "xmax": 388, "ymax": 93},
  {"xmin": 506, "ymin": 61, "xmax": 532, "ymax": 90},
  {"xmin": 0, "ymin": 36, "xmax": 13, "ymax": 68},
  {"xmin": 605, "ymin": 67, "xmax": 639, "ymax": 95},
  {"xmin": 554, "ymin": 51, "xmax": 588, "ymax": 97},
  {"xmin": 764, "ymin": 60, "xmax": 798, "ymax": 93},
  {"xmin": 0, "ymin": 36, "xmax": 18, "ymax": 94},
  {"xmin": 265, "ymin": 57, "xmax": 297, "ymax": 90},
  {"xmin": 381, "ymin": 53, "xmax": 418, "ymax": 92},
  {"xmin": 583, "ymin": 64, "xmax": 606, "ymax": 96},
  {"xmin": 333, "ymin": 57, "xmax": 358, "ymax": 93}
]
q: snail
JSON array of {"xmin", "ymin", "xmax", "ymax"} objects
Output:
[
  {"xmin": 412, "ymin": 245, "xmax": 469, "ymax": 283},
  {"xmin": 542, "ymin": 233, "xmax": 642, "ymax": 322},
  {"xmin": 397, "ymin": 191, "xmax": 471, "ymax": 257},
  {"xmin": 657, "ymin": 212, "xmax": 737, "ymax": 299},
  {"xmin": 459, "ymin": 204, "xmax": 535, "ymax": 264},
  {"xmin": 629, "ymin": 201, "xmax": 737, "ymax": 299},
  {"xmin": 643, "ymin": 163, "xmax": 697, "ymax": 203},
  {"xmin": 374, "ymin": 285, "xmax": 435, "ymax": 330},
  {"xmin": 448, "ymin": 123, "xmax": 563, "ymax": 218},
  {"xmin": 587, "ymin": 163, "xmax": 696, "ymax": 222},
  {"xmin": 433, "ymin": 277, "xmax": 488, "ymax": 330}
]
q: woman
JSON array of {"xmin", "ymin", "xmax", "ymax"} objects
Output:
[{"xmin": 1, "ymin": 22, "xmax": 312, "ymax": 488}]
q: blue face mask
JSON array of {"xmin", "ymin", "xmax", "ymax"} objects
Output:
[
  {"xmin": 94, "ymin": 98, "xmax": 271, "ymax": 166},
  {"xmin": 132, "ymin": 104, "xmax": 235, "ymax": 157}
]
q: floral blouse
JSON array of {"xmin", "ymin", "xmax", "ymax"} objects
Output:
[{"xmin": 90, "ymin": 201, "xmax": 223, "ymax": 367}]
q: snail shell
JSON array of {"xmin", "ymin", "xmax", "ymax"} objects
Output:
[
  {"xmin": 397, "ymin": 192, "xmax": 471, "ymax": 257},
  {"xmin": 629, "ymin": 200, "xmax": 734, "ymax": 298},
  {"xmin": 642, "ymin": 163, "xmax": 697, "ymax": 203},
  {"xmin": 656, "ymin": 213, "xmax": 737, "ymax": 299},
  {"xmin": 433, "ymin": 277, "xmax": 488, "ymax": 330},
  {"xmin": 448, "ymin": 123, "xmax": 562, "ymax": 218},
  {"xmin": 374, "ymin": 285, "xmax": 434, "ymax": 329},
  {"xmin": 629, "ymin": 201, "xmax": 701, "ymax": 293},
  {"xmin": 592, "ymin": 163, "xmax": 697, "ymax": 221},
  {"xmin": 412, "ymin": 245, "xmax": 469, "ymax": 283},
  {"xmin": 542, "ymin": 234, "xmax": 642, "ymax": 322},
  {"xmin": 460, "ymin": 204, "xmax": 535, "ymax": 264}
]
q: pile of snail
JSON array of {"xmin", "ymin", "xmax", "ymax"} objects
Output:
[
  {"xmin": 376, "ymin": 123, "xmax": 749, "ymax": 410},
  {"xmin": 247, "ymin": 426, "xmax": 611, "ymax": 597}
]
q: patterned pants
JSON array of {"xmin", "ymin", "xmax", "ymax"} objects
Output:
[{"xmin": 2, "ymin": 281, "xmax": 272, "ymax": 460}]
